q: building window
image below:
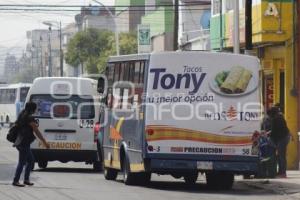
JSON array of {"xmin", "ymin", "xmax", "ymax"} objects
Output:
[{"xmin": 212, "ymin": 0, "xmax": 221, "ymax": 16}]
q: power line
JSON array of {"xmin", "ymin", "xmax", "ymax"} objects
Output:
[
  {"xmin": 0, "ymin": 8, "xmax": 209, "ymax": 12},
  {"xmin": 0, "ymin": 4, "xmax": 210, "ymax": 7}
]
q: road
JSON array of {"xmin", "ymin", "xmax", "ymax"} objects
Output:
[{"xmin": 0, "ymin": 127, "xmax": 295, "ymax": 200}]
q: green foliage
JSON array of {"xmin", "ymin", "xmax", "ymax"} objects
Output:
[{"xmin": 65, "ymin": 28, "xmax": 137, "ymax": 74}]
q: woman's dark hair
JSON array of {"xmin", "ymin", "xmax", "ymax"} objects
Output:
[
  {"xmin": 269, "ymin": 106, "xmax": 279, "ymax": 117},
  {"xmin": 25, "ymin": 102, "xmax": 37, "ymax": 114}
]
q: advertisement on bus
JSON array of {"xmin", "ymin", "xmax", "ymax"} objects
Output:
[{"xmin": 145, "ymin": 52, "xmax": 261, "ymax": 157}]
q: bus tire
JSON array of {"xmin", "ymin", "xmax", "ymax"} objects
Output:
[
  {"xmin": 122, "ymin": 156, "xmax": 135, "ymax": 185},
  {"xmin": 104, "ymin": 168, "xmax": 118, "ymax": 180},
  {"xmin": 38, "ymin": 161, "xmax": 48, "ymax": 169},
  {"xmin": 184, "ymin": 172, "xmax": 198, "ymax": 185},
  {"xmin": 95, "ymin": 141, "xmax": 103, "ymax": 171},
  {"xmin": 206, "ymin": 172, "xmax": 234, "ymax": 190}
]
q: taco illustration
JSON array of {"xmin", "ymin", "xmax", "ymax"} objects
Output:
[{"xmin": 215, "ymin": 66, "xmax": 253, "ymax": 94}]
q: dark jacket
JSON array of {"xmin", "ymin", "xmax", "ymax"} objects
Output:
[
  {"xmin": 270, "ymin": 114, "xmax": 289, "ymax": 144},
  {"xmin": 14, "ymin": 111, "xmax": 36, "ymax": 147}
]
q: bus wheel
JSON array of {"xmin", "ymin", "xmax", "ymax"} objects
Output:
[
  {"xmin": 122, "ymin": 156, "xmax": 136, "ymax": 185},
  {"xmin": 38, "ymin": 161, "xmax": 48, "ymax": 169},
  {"xmin": 206, "ymin": 172, "xmax": 234, "ymax": 190},
  {"xmin": 104, "ymin": 168, "xmax": 118, "ymax": 180},
  {"xmin": 184, "ymin": 172, "xmax": 198, "ymax": 185}
]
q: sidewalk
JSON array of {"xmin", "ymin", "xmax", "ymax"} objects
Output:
[{"xmin": 243, "ymin": 171, "xmax": 300, "ymax": 198}]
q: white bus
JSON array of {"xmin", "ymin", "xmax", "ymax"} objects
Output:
[
  {"xmin": 98, "ymin": 52, "xmax": 261, "ymax": 189},
  {"xmin": 26, "ymin": 77, "xmax": 102, "ymax": 170},
  {"xmin": 0, "ymin": 83, "xmax": 32, "ymax": 126}
]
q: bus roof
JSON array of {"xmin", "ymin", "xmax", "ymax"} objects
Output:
[
  {"xmin": 108, "ymin": 53, "xmax": 150, "ymax": 63},
  {"xmin": 108, "ymin": 51, "xmax": 259, "ymax": 63},
  {"xmin": 0, "ymin": 83, "xmax": 32, "ymax": 89},
  {"xmin": 30, "ymin": 77, "xmax": 97, "ymax": 96}
]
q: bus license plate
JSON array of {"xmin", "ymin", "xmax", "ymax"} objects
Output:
[
  {"xmin": 54, "ymin": 133, "xmax": 67, "ymax": 141},
  {"xmin": 197, "ymin": 161, "xmax": 213, "ymax": 170}
]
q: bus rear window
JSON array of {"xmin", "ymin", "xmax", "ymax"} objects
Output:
[{"xmin": 31, "ymin": 94, "xmax": 95, "ymax": 119}]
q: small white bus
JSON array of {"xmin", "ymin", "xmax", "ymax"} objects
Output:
[
  {"xmin": 26, "ymin": 77, "xmax": 102, "ymax": 170},
  {"xmin": 0, "ymin": 83, "xmax": 31, "ymax": 126},
  {"xmin": 98, "ymin": 52, "xmax": 261, "ymax": 189}
]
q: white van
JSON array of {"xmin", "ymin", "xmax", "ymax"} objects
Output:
[{"xmin": 26, "ymin": 77, "xmax": 102, "ymax": 170}]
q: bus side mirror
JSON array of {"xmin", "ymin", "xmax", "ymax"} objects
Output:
[{"xmin": 97, "ymin": 77, "xmax": 106, "ymax": 94}]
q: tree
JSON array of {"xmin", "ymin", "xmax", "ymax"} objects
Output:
[{"xmin": 65, "ymin": 28, "xmax": 137, "ymax": 74}]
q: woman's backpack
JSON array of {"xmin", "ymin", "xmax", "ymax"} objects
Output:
[{"xmin": 6, "ymin": 124, "xmax": 19, "ymax": 143}]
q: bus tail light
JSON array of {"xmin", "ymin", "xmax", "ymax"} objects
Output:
[
  {"xmin": 147, "ymin": 129, "xmax": 154, "ymax": 136},
  {"xmin": 94, "ymin": 122, "xmax": 101, "ymax": 143}
]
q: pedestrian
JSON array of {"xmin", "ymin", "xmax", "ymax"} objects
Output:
[
  {"xmin": 261, "ymin": 108, "xmax": 272, "ymax": 133},
  {"xmin": 12, "ymin": 102, "xmax": 50, "ymax": 187},
  {"xmin": 269, "ymin": 106, "xmax": 290, "ymax": 178}
]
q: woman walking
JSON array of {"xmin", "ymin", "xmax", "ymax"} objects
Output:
[{"xmin": 12, "ymin": 102, "xmax": 50, "ymax": 187}]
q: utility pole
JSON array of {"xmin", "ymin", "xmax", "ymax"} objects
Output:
[
  {"xmin": 245, "ymin": 0, "xmax": 253, "ymax": 55},
  {"xmin": 219, "ymin": 0, "xmax": 223, "ymax": 51},
  {"xmin": 174, "ymin": 0, "xmax": 179, "ymax": 51},
  {"xmin": 92, "ymin": 0, "xmax": 119, "ymax": 55},
  {"xmin": 39, "ymin": 36, "xmax": 44, "ymax": 77},
  {"xmin": 48, "ymin": 26, "xmax": 52, "ymax": 77},
  {"xmin": 233, "ymin": 0, "xmax": 240, "ymax": 54},
  {"xmin": 59, "ymin": 21, "xmax": 63, "ymax": 77}
]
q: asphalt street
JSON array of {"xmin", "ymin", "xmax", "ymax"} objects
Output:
[{"xmin": 0, "ymin": 126, "xmax": 298, "ymax": 200}]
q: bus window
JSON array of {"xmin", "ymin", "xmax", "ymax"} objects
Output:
[
  {"xmin": 119, "ymin": 63, "xmax": 125, "ymax": 81},
  {"xmin": 114, "ymin": 63, "xmax": 121, "ymax": 82},
  {"xmin": 20, "ymin": 87, "xmax": 30, "ymax": 102},
  {"xmin": 134, "ymin": 61, "xmax": 141, "ymax": 84},
  {"xmin": 123, "ymin": 62, "xmax": 130, "ymax": 81},
  {"xmin": 0, "ymin": 89, "xmax": 16, "ymax": 104},
  {"xmin": 129, "ymin": 62, "xmax": 135, "ymax": 82},
  {"xmin": 107, "ymin": 63, "xmax": 114, "ymax": 86},
  {"xmin": 113, "ymin": 88, "xmax": 121, "ymax": 109},
  {"xmin": 0, "ymin": 90, "xmax": 4, "ymax": 103},
  {"xmin": 121, "ymin": 89, "xmax": 128, "ymax": 109},
  {"xmin": 31, "ymin": 94, "xmax": 95, "ymax": 119},
  {"xmin": 107, "ymin": 88, "xmax": 113, "ymax": 108},
  {"xmin": 140, "ymin": 61, "xmax": 145, "ymax": 84}
]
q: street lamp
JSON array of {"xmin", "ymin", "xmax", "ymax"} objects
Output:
[
  {"xmin": 92, "ymin": 0, "xmax": 119, "ymax": 55},
  {"xmin": 43, "ymin": 21, "xmax": 63, "ymax": 76}
]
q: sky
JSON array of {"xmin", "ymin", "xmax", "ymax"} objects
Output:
[
  {"xmin": 0, "ymin": 0, "xmax": 114, "ymax": 49},
  {"xmin": 0, "ymin": 0, "xmax": 114, "ymax": 74}
]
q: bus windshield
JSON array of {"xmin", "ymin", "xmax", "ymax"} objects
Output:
[
  {"xmin": 20, "ymin": 87, "xmax": 30, "ymax": 102},
  {"xmin": 31, "ymin": 94, "xmax": 95, "ymax": 119}
]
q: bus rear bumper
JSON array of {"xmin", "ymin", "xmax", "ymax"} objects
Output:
[
  {"xmin": 31, "ymin": 149, "xmax": 98, "ymax": 163},
  {"xmin": 147, "ymin": 158, "xmax": 258, "ymax": 174}
]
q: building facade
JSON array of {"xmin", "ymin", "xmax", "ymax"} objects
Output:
[
  {"xmin": 141, "ymin": 0, "xmax": 174, "ymax": 52},
  {"xmin": 3, "ymin": 54, "xmax": 19, "ymax": 82},
  {"xmin": 26, "ymin": 29, "xmax": 60, "ymax": 77},
  {"xmin": 210, "ymin": 0, "xmax": 297, "ymax": 169},
  {"xmin": 179, "ymin": 0, "xmax": 211, "ymax": 50},
  {"xmin": 115, "ymin": 0, "xmax": 146, "ymax": 32}
]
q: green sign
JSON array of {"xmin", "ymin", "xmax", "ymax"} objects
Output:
[{"xmin": 138, "ymin": 25, "xmax": 150, "ymax": 45}]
